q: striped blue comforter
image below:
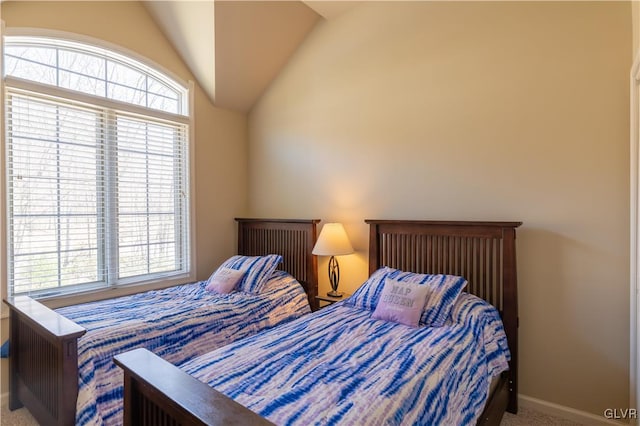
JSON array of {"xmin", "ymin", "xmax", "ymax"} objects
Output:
[
  {"xmin": 181, "ymin": 292, "xmax": 510, "ymax": 426},
  {"xmin": 55, "ymin": 270, "xmax": 310, "ymax": 426}
]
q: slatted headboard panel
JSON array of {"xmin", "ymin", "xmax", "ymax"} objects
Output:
[
  {"xmin": 235, "ymin": 218, "xmax": 320, "ymax": 310},
  {"xmin": 366, "ymin": 219, "xmax": 521, "ymax": 414}
]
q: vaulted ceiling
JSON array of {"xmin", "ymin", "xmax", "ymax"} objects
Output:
[{"xmin": 144, "ymin": 1, "xmax": 360, "ymax": 113}]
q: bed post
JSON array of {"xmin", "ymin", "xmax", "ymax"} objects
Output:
[
  {"xmin": 502, "ymin": 226, "xmax": 518, "ymax": 414},
  {"xmin": 368, "ymin": 222, "xmax": 380, "ymax": 276},
  {"xmin": 8, "ymin": 306, "xmax": 23, "ymax": 412}
]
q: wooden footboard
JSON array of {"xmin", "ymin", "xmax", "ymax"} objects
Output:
[
  {"xmin": 3, "ymin": 296, "xmax": 86, "ymax": 426},
  {"xmin": 116, "ymin": 349, "xmax": 508, "ymax": 426},
  {"xmin": 114, "ymin": 348, "xmax": 273, "ymax": 426}
]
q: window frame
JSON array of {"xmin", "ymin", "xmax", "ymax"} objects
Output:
[
  {"xmin": 4, "ymin": 34, "xmax": 189, "ymax": 116},
  {"xmin": 2, "ymin": 28, "xmax": 197, "ymax": 304}
]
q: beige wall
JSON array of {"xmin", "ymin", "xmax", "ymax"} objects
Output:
[
  {"xmin": 0, "ymin": 1, "xmax": 248, "ymax": 399},
  {"xmin": 633, "ymin": 1, "xmax": 639, "ymax": 55},
  {"xmin": 248, "ymin": 1, "xmax": 631, "ymax": 416}
]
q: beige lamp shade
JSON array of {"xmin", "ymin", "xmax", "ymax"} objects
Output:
[{"xmin": 312, "ymin": 223, "xmax": 354, "ymax": 256}]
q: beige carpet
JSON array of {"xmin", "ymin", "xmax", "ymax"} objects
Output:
[
  {"xmin": 1, "ymin": 405, "xmax": 586, "ymax": 425},
  {"xmin": 0, "ymin": 405, "xmax": 37, "ymax": 426},
  {"xmin": 501, "ymin": 407, "xmax": 585, "ymax": 426}
]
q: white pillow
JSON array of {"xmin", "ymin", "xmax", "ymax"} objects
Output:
[{"xmin": 205, "ymin": 267, "xmax": 245, "ymax": 294}]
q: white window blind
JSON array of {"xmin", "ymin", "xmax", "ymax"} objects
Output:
[
  {"xmin": 6, "ymin": 88, "xmax": 190, "ymax": 297},
  {"xmin": 4, "ymin": 36, "xmax": 192, "ymax": 298}
]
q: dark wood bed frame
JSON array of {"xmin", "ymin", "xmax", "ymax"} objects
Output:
[
  {"xmin": 3, "ymin": 218, "xmax": 319, "ymax": 426},
  {"xmin": 114, "ymin": 219, "xmax": 521, "ymax": 426}
]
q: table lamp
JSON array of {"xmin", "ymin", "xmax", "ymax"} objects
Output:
[{"xmin": 312, "ymin": 223, "xmax": 354, "ymax": 297}]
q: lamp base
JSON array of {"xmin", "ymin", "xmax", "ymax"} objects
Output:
[{"xmin": 327, "ymin": 290, "xmax": 343, "ymax": 298}]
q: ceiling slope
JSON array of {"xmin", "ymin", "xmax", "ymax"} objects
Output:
[
  {"xmin": 144, "ymin": 1, "xmax": 320, "ymax": 113},
  {"xmin": 143, "ymin": 1, "xmax": 216, "ymax": 104},
  {"xmin": 303, "ymin": 1, "xmax": 359, "ymax": 20},
  {"xmin": 214, "ymin": 1, "xmax": 320, "ymax": 112}
]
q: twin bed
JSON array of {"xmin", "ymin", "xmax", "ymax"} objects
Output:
[
  {"xmin": 3, "ymin": 218, "xmax": 320, "ymax": 426},
  {"xmin": 115, "ymin": 219, "xmax": 521, "ymax": 426}
]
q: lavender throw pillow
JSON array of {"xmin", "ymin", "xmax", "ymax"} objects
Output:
[
  {"xmin": 205, "ymin": 267, "xmax": 245, "ymax": 294},
  {"xmin": 371, "ymin": 278, "xmax": 430, "ymax": 327}
]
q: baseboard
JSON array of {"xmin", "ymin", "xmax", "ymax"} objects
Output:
[
  {"xmin": 1, "ymin": 391, "xmax": 8, "ymax": 409},
  {"xmin": 519, "ymin": 394, "xmax": 630, "ymax": 426}
]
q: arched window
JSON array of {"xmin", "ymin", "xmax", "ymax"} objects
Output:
[{"xmin": 3, "ymin": 35, "xmax": 193, "ymax": 298}]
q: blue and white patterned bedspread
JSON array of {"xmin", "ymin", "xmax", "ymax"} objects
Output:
[
  {"xmin": 55, "ymin": 270, "xmax": 310, "ymax": 426},
  {"xmin": 181, "ymin": 292, "xmax": 510, "ymax": 426}
]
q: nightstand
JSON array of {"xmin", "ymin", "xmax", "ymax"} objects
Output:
[{"xmin": 315, "ymin": 293, "xmax": 351, "ymax": 309}]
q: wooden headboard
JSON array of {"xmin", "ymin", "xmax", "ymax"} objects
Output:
[
  {"xmin": 236, "ymin": 218, "xmax": 320, "ymax": 310},
  {"xmin": 366, "ymin": 219, "xmax": 521, "ymax": 421}
]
